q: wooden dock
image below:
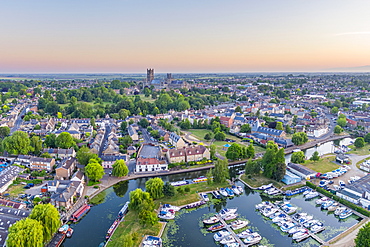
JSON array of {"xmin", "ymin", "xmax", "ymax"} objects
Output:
[{"xmin": 216, "ymin": 215, "xmax": 246, "ymax": 247}]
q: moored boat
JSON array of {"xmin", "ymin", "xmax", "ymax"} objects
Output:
[
  {"xmin": 315, "ymin": 197, "xmax": 329, "ymax": 205},
  {"xmin": 58, "ymin": 224, "xmax": 69, "ymax": 233},
  {"xmin": 305, "ymin": 191, "xmax": 319, "ymax": 200},
  {"xmin": 230, "ymin": 219, "xmax": 248, "ymax": 230},
  {"xmin": 280, "ymin": 221, "xmax": 296, "ymax": 232},
  {"xmin": 219, "ymin": 188, "xmax": 229, "ymax": 197},
  {"xmin": 328, "ymin": 202, "xmax": 339, "ymax": 212},
  {"xmin": 257, "ymin": 183, "xmax": 273, "ymax": 190},
  {"xmin": 118, "ymin": 201, "xmax": 130, "ymax": 218},
  {"xmin": 208, "ymin": 223, "xmax": 226, "ymax": 232},
  {"xmin": 66, "ymin": 228, "xmax": 74, "ymax": 238},
  {"xmin": 237, "ymin": 186, "xmax": 244, "ymax": 194},
  {"xmin": 158, "ymin": 211, "xmax": 175, "ymax": 220},
  {"xmin": 339, "ymin": 209, "xmax": 353, "ymax": 219},
  {"xmin": 321, "ymin": 200, "xmax": 335, "ymax": 210},
  {"xmin": 223, "ymin": 213, "xmax": 238, "ymax": 221},
  {"xmin": 203, "ymin": 216, "xmax": 220, "ymax": 225},
  {"xmin": 162, "ymin": 204, "xmax": 181, "ymax": 212},
  {"xmin": 243, "ymin": 232, "xmax": 262, "ymax": 245},
  {"xmin": 231, "ymin": 185, "xmax": 241, "ymax": 195},
  {"xmin": 212, "ymin": 190, "xmax": 221, "ymax": 199},
  {"xmin": 219, "ymin": 208, "xmax": 238, "ymax": 217},
  {"xmin": 106, "ymin": 219, "xmax": 119, "ymax": 239},
  {"xmin": 220, "ymin": 236, "xmax": 236, "ymax": 245},
  {"xmin": 71, "ymin": 204, "xmax": 90, "ymax": 222},
  {"xmin": 142, "ymin": 236, "xmax": 162, "ymax": 247},
  {"xmin": 213, "ymin": 229, "xmax": 230, "ymax": 241},
  {"xmin": 310, "ymin": 223, "xmax": 325, "ymax": 233},
  {"xmin": 225, "ymin": 187, "xmax": 235, "ymax": 197},
  {"xmin": 237, "ymin": 229, "xmax": 253, "ymax": 238},
  {"xmin": 334, "ymin": 206, "xmax": 347, "ymax": 216}
]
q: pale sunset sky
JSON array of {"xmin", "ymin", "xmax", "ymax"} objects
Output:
[{"xmin": 1, "ymin": 0, "xmax": 370, "ymax": 73}]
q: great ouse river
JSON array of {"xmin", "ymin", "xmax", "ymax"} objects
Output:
[{"xmin": 63, "ymin": 138, "xmax": 359, "ymax": 247}]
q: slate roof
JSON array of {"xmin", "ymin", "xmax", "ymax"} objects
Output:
[
  {"xmin": 345, "ymin": 174, "xmax": 370, "ymax": 195},
  {"xmin": 287, "ymin": 163, "xmax": 317, "ymax": 176},
  {"xmin": 255, "ymin": 126, "xmax": 283, "ymax": 136}
]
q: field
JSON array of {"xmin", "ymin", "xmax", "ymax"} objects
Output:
[
  {"xmin": 107, "ymin": 211, "xmax": 162, "ymax": 247},
  {"xmin": 155, "ymin": 181, "xmax": 229, "ymax": 207},
  {"xmin": 7, "ymin": 184, "xmax": 25, "ymax": 197},
  {"xmin": 347, "ymin": 144, "xmax": 370, "ymax": 156},
  {"xmin": 127, "ymin": 94, "xmax": 155, "ymax": 103},
  {"xmin": 187, "ymin": 129, "xmax": 265, "ymax": 158},
  {"xmin": 240, "ymin": 174, "xmax": 284, "ymax": 189},
  {"xmin": 303, "ymin": 156, "xmax": 340, "ymax": 174}
]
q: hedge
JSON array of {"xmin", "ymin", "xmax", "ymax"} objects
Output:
[{"xmin": 306, "ymin": 181, "xmax": 370, "ymax": 217}]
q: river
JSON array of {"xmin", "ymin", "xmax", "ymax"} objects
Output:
[{"xmin": 63, "ymin": 138, "xmax": 357, "ymax": 247}]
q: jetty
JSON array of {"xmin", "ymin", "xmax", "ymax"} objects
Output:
[{"xmin": 216, "ymin": 214, "xmax": 246, "ymax": 247}]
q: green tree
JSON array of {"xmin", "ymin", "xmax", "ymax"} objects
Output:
[
  {"xmin": 0, "ymin": 126, "xmax": 10, "ymax": 138},
  {"xmin": 7, "ymin": 218, "xmax": 44, "ymax": 247},
  {"xmin": 29, "ymin": 203, "xmax": 60, "ymax": 242},
  {"xmin": 206, "ymin": 168, "xmax": 213, "ymax": 185},
  {"xmin": 44, "ymin": 134, "xmax": 57, "ymax": 148},
  {"xmin": 214, "ymin": 131, "xmax": 226, "ymax": 141},
  {"xmin": 245, "ymin": 158, "xmax": 261, "ymax": 175},
  {"xmin": 145, "ymin": 177, "xmax": 164, "ymax": 199},
  {"xmin": 235, "ymin": 106, "xmax": 242, "ymax": 113},
  {"xmin": 138, "ymin": 118, "xmax": 149, "ymax": 128},
  {"xmin": 210, "ymin": 144, "xmax": 216, "ymax": 159},
  {"xmin": 355, "ymin": 221, "xmax": 370, "ymax": 247},
  {"xmin": 163, "ymin": 182, "xmax": 175, "ymax": 197},
  {"xmin": 76, "ymin": 146, "xmax": 100, "ymax": 166},
  {"xmin": 291, "ymin": 151, "xmax": 305, "ymax": 164},
  {"xmin": 240, "ymin": 124, "xmax": 251, "ymax": 133},
  {"xmin": 285, "ymin": 125, "xmax": 292, "ymax": 134},
  {"xmin": 354, "ymin": 137, "xmax": 365, "ymax": 148},
  {"xmin": 334, "ymin": 125, "xmax": 343, "ymax": 134},
  {"xmin": 292, "ymin": 132, "xmax": 308, "ymax": 146},
  {"xmin": 120, "ymin": 121, "xmax": 128, "ymax": 132},
  {"xmin": 331, "ymin": 106, "xmax": 339, "ymax": 114},
  {"xmin": 40, "ymin": 152, "xmax": 52, "ymax": 158},
  {"xmin": 246, "ymin": 144, "xmax": 255, "ymax": 159},
  {"xmin": 112, "ymin": 159, "xmax": 129, "ymax": 177},
  {"xmin": 120, "ymin": 135, "xmax": 133, "ymax": 148},
  {"xmin": 212, "ymin": 159, "xmax": 229, "ymax": 184},
  {"xmin": 85, "ymin": 159, "xmax": 105, "ymax": 181},
  {"xmin": 138, "ymin": 209, "xmax": 157, "ymax": 226},
  {"xmin": 337, "ymin": 118, "xmax": 347, "ymax": 127},
  {"xmin": 129, "ymin": 188, "xmax": 154, "ymax": 212},
  {"xmin": 310, "ymin": 151, "xmax": 320, "ymax": 161},
  {"xmin": 30, "ymin": 136, "xmax": 43, "ymax": 156},
  {"xmin": 261, "ymin": 141, "xmax": 279, "ymax": 178},
  {"xmin": 55, "ymin": 132, "xmax": 75, "ymax": 149},
  {"xmin": 2, "ymin": 131, "xmax": 32, "ymax": 155},
  {"xmin": 204, "ymin": 132, "xmax": 214, "ymax": 140},
  {"xmin": 226, "ymin": 143, "xmax": 242, "ymax": 161},
  {"xmin": 272, "ymin": 162, "xmax": 286, "ymax": 181},
  {"xmin": 276, "ymin": 122, "xmax": 284, "ymax": 131},
  {"xmin": 365, "ymin": 133, "xmax": 370, "ymax": 143}
]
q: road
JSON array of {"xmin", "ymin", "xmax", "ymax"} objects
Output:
[
  {"xmin": 141, "ymin": 128, "xmax": 158, "ymax": 145},
  {"xmin": 10, "ymin": 104, "xmax": 28, "ymax": 134},
  {"xmin": 98, "ymin": 124, "xmax": 111, "ymax": 157}
]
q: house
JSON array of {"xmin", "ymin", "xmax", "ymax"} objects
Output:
[
  {"xmin": 220, "ymin": 116, "xmax": 234, "ymax": 128},
  {"xmin": 128, "ymin": 125, "xmax": 139, "ymax": 141},
  {"xmin": 286, "ymin": 163, "xmax": 317, "ymax": 180},
  {"xmin": 55, "ymin": 130, "xmax": 81, "ymax": 139},
  {"xmin": 71, "ymin": 170, "xmax": 85, "ymax": 183},
  {"xmin": 55, "ymin": 157, "xmax": 77, "ymax": 180},
  {"xmin": 166, "ymin": 145, "xmax": 210, "ymax": 163},
  {"xmin": 42, "ymin": 148, "xmax": 76, "ymax": 159},
  {"xmin": 336, "ymin": 154, "xmax": 349, "ymax": 164},
  {"xmin": 135, "ymin": 157, "xmax": 168, "ymax": 172},
  {"xmin": 101, "ymin": 155, "xmax": 129, "ymax": 169},
  {"xmin": 127, "ymin": 146, "xmax": 137, "ymax": 155},
  {"xmin": 169, "ymin": 132, "xmax": 186, "ymax": 148},
  {"xmin": 30, "ymin": 157, "xmax": 56, "ymax": 172},
  {"xmin": 14, "ymin": 155, "xmax": 33, "ymax": 167},
  {"xmin": 49, "ymin": 180, "xmax": 84, "ymax": 209},
  {"xmin": 336, "ymin": 174, "xmax": 370, "ymax": 209},
  {"xmin": 281, "ymin": 170, "xmax": 302, "ymax": 185}
]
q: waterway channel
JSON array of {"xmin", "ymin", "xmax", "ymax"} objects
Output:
[{"xmin": 63, "ymin": 138, "xmax": 356, "ymax": 247}]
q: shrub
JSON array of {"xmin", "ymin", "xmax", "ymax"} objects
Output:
[{"xmin": 184, "ymin": 186, "xmax": 190, "ymax": 192}]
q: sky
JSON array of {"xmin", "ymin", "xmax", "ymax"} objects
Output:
[{"xmin": 1, "ymin": 0, "xmax": 370, "ymax": 73}]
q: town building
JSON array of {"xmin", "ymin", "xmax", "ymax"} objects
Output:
[
  {"xmin": 166, "ymin": 145, "xmax": 210, "ymax": 163},
  {"xmin": 0, "ymin": 166, "xmax": 24, "ymax": 194},
  {"xmin": 49, "ymin": 180, "xmax": 84, "ymax": 209},
  {"xmin": 169, "ymin": 132, "xmax": 186, "ymax": 148},
  {"xmin": 286, "ymin": 163, "xmax": 317, "ymax": 180},
  {"xmin": 30, "ymin": 157, "xmax": 56, "ymax": 172},
  {"xmin": 55, "ymin": 157, "xmax": 77, "ymax": 180},
  {"xmin": 336, "ymin": 174, "xmax": 370, "ymax": 209}
]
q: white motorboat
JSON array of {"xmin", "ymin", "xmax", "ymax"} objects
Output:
[
  {"xmin": 220, "ymin": 236, "xmax": 236, "ymax": 245},
  {"xmin": 243, "ymin": 232, "xmax": 262, "ymax": 245},
  {"xmin": 272, "ymin": 213, "xmax": 288, "ymax": 223},
  {"xmin": 292, "ymin": 212, "xmax": 307, "ymax": 221},
  {"xmin": 231, "ymin": 186, "xmax": 241, "ymax": 195},
  {"xmin": 262, "ymin": 207, "xmax": 279, "ymax": 217},
  {"xmin": 213, "ymin": 229, "xmax": 230, "ymax": 241},
  {"xmin": 339, "ymin": 209, "xmax": 353, "ymax": 219},
  {"xmin": 237, "ymin": 186, "xmax": 244, "ymax": 193},
  {"xmin": 219, "ymin": 188, "xmax": 228, "ymax": 197},
  {"xmin": 334, "ymin": 206, "xmax": 347, "ymax": 216},
  {"xmin": 315, "ymin": 197, "xmax": 329, "ymax": 205},
  {"xmin": 201, "ymin": 193, "xmax": 209, "ymax": 202},
  {"xmin": 257, "ymin": 183, "xmax": 273, "ymax": 190},
  {"xmin": 162, "ymin": 204, "xmax": 181, "ymax": 212},
  {"xmin": 237, "ymin": 229, "xmax": 253, "ymax": 238},
  {"xmin": 224, "ymin": 243, "xmax": 240, "ymax": 247},
  {"xmin": 280, "ymin": 203, "xmax": 297, "ymax": 214},
  {"xmin": 288, "ymin": 226, "xmax": 306, "ymax": 235},
  {"xmin": 223, "ymin": 213, "xmax": 238, "ymax": 221},
  {"xmin": 327, "ymin": 202, "xmax": 339, "ymax": 212},
  {"xmin": 230, "ymin": 220, "xmax": 248, "ymax": 230},
  {"xmin": 298, "ymin": 215, "xmax": 313, "ymax": 224},
  {"xmin": 158, "ymin": 211, "xmax": 175, "ymax": 220},
  {"xmin": 303, "ymin": 219, "xmax": 319, "ymax": 228},
  {"xmin": 292, "ymin": 229, "xmax": 309, "ymax": 240},
  {"xmin": 219, "ymin": 208, "xmax": 238, "ymax": 217},
  {"xmin": 203, "ymin": 216, "xmax": 220, "ymax": 225},
  {"xmin": 280, "ymin": 221, "xmax": 297, "ymax": 232},
  {"xmin": 305, "ymin": 191, "xmax": 319, "ymax": 199},
  {"xmin": 255, "ymin": 201, "xmax": 271, "ymax": 210},
  {"xmin": 310, "ymin": 223, "xmax": 325, "ymax": 233}
]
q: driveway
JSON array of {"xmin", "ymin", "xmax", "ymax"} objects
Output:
[{"xmin": 24, "ymin": 184, "xmax": 44, "ymax": 195}]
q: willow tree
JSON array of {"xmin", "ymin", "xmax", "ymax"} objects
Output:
[
  {"xmin": 7, "ymin": 218, "xmax": 44, "ymax": 247},
  {"xmin": 213, "ymin": 158, "xmax": 229, "ymax": 184},
  {"xmin": 112, "ymin": 159, "xmax": 129, "ymax": 177},
  {"xmin": 29, "ymin": 203, "xmax": 60, "ymax": 242},
  {"xmin": 145, "ymin": 177, "xmax": 164, "ymax": 199}
]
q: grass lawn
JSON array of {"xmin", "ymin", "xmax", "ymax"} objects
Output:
[
  {"xmin": 347, "ymin": 144, "xmax": 370, "ymax": 156},
  {"xmin": 107, "ymin": 211, "xmax": 162, "ymax": 247},
  {"xmin": 7, "ymin": 184, "xmax": 25, "ymax": 197},
  {"xmin": 188, "ymin": 129, "xmax": 210, "ymax": 141},
  {"xmin": 58, "ymin": 101, "xmax": 112, "ymax": 109},
  {"xmin": 302, "ymin": 156, "xmax": 340, "ymax": 173},
  {"xmin": 127, "ymin": 94, "xmax": 155, "ymax": 103},
  {"xmin": 240, "ymin": 174, "xmax": 284, "ymax": 189},
  {"xmin": 253, "ymin": 145, "xmax": 265, "ymax": 153},
  {"xmin": 156, "ymin": 182, "xmax": 229, "ymax": 207}
]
